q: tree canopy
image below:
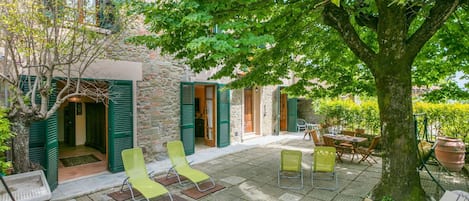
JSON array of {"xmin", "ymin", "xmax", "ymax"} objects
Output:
[
  {"xmin": 129, "ymin": 0, "xmax": 468, "ymax": 200},
  {"xmin": 0, "ymin": 0, "xmax": 128, "ymax": 172},
  {"xmin": 128, "ymin": 0, "xmax": 467, "ymax": 100}
]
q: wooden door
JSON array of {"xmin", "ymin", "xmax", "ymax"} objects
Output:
[
  {"xmin": 280, "ymin": 94, "xmax": 288, "ymax": 131},
  {"xmin": 86, "ymin": 103, "xmax": 106, "ymax": 153},
  {"xmin": 64, "ymin": 103, "xmax": 76, "ymax": 146},
  {"xmin": 244, "ymin": 88, "xmax": 253, "ymax": 133},
  {"xmin": 204, "ymin": 85, "xmax": 216, "ymax": 147}
]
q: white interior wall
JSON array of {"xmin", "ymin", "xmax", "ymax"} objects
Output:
[{"xmin": 75, "ymin": 103, "xmax": 86, "ymax": 145}]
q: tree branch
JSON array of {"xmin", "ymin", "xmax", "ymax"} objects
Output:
[
  {"xmin": 355, "ymin": 13, "xmax": 378, "ymax": 32},
  {"xmin": 406, "ymin": 0, "xmax": 460, "ymax": 59},
  {"xmin": 322, "ymin": 3, "xmax": 377, "ymax": 71},
  {"xmin": 405, "ymin": 5, "xmax": 421, "ymax": 27}
]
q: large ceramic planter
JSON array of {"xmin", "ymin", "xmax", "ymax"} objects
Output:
[{"xmin": 435, "ymin": 136, "xmax": 466, "ymax": 172}]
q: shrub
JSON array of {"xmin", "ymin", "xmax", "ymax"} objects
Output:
[
  {"xmin": 316, "ymin": 98, "xmax": 468, "ymax": 143},
  {"xmin": 0, "ymin": 108, "xmax": 13, "ymax": 175}
]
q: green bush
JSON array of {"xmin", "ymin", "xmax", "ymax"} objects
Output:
[
  {"xmin": 0, "ymin": 108, "xmax": 13, "ymax": 175},
  {"xmin": 414, "ymin": 102, "xmax": 469, "ymax": 142},
  {"xmin": 317, "ymin": 98, "xmax": 380, "ymax": 134},
  {"xmin": 316, "ymin": 98, "xmax": 469, "ymax": 143}
]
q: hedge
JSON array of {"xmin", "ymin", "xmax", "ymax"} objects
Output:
[{"xmin": 316, "ymin": 99, "xmax": 469, "ymax": 143}]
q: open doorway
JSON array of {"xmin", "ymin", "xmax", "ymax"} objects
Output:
[
  {"xmin": 244, "ymin": 87, "xmax": 262, "ymax": 139},
  {"xmin": 278, "ymin": 87, "xmax": 297, "ymax": 133},
  {"xmin": 280, "ymin": 93, "xmax": 288, "ymax": 132},
  {"xmin": 194, "ymin": 84, "xmax": 217, "ymax": 151},
  {"xmin": 58, "ymin": 99, "xmax": 108, "ymax": 182},
  {"xmin": 56, "ymin": 80, "xmax": 109, "ymax": 182}
]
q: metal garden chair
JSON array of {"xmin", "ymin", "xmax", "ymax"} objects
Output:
[
  {"xmin": 278, "ymin": 149, "xmax": 304, "ymax": 189},
  {"xmin": 312, "ymin": 146, "xmax": 338, "ymax": 190}
]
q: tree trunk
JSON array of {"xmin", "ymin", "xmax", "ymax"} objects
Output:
[
  {"xmin": 371, "ymin": 61, "xmax": 426, "ymax": 200},
  {"xmin": 10, "ymin": 116, "xmax": 33, "ymax": 173}
]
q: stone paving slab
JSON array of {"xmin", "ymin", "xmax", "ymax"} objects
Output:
[
  {"xmin": 65, "ymin": 134, "xmax": 467, "ymax": 201},
  {"xmin": 220, "ymin": 176, "xmax": 247, "ymax": 185},
  {"xmin": 279, "ymin": 192, "xmax": 302, "ymax": 201}
]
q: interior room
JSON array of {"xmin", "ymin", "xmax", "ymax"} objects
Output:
[
  {"xmin": 57, "ymin": 95, "xmax": 108, "ymax": 183},
  {"xmin": 194, "ymin": 84, "xmax": 217, "ymax": 151}
]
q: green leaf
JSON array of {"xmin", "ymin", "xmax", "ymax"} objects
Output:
[{"xmin": 331, "ymin": 0, "xmax": 340, "ymax": 7}]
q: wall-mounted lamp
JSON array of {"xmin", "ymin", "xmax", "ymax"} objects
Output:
[
  {"xmin": 255, "ymin": 87, "xmax": 259, "ymax": 93},
  {"xmin": 68, "ymin": 96, "xmax": 81, "ymax": 102}
]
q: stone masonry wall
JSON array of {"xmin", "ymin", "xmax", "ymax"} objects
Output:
[
  {"xmin": 108, "ymin": 21, "xmax": 183, "ymax": 162},
  {"xmin": 298, "ymin": 99, "xmax": 324, "ymax": 124},
  {"xmin": 230, "ymin": 89, "xmax": 243, "ymax": 143},
  {"xmin": 261, "ymin": 86, "xmax": 276, "ymax": 135}
]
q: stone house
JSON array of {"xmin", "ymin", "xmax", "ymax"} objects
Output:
[{"xmin": 0, "ymin": 1, "xmax": 302, "ymax": 191}]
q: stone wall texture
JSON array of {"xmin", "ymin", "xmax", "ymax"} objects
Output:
[
  {"xmin": 108, "ymin": 21, "xmax": 184, "ymax": 161},
  {"xmin": 298, "ymin": 99, "xmax": 323, "ymax": 124},
  {"xmin": 107, "ymin": 18, "xmax": 284, "ymax": 162},
  {"xmin": 261, "ymin": 86, "xmax": 277, "ymax": 135},
  {"xmin": 230, "ymin": 89, "xmax": 243, "ymax": 143}
]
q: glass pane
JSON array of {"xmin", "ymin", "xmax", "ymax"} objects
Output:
[
  {"xmin": 84, "ymin": 0, "xmax": 97, "ymax": 24},
  {"xmin": 65, "ymin": 0, "xmax": 79, "ymax": 21},
  {"xmin": 206, "ymin": 86, "xmax": 213, "ymax": 99},
  {"xmin": 206, "ymin": 100, "xmax": 213, "ymax": 140},
  {"xmin": 182, "ymin": 85, "xmax": 193, "ymax": 104}
]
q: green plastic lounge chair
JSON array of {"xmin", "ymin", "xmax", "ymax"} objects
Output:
[
  {"xmin": 312, "ymin": 146, "xmax": 338, "ymax": 190},
  {"xmin": 121, "ymin": 148, "xmax": 173, "ymax": 201},
  {"xmin": 278, "ymin": 149, "xmax": 303, "ymax": 189},
  {"xmin": 166, "ymin": 140, "xmax": 216, "ymax": 192}
]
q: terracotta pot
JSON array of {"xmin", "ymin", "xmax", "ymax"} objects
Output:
[{"xmin": 435, "ymin": 136, "xmax": 466, "ymax": 172}]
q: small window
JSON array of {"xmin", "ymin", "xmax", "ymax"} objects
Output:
[{"xmin": 47, "ymin": 0, "xmax": 116, "ymax": 30}]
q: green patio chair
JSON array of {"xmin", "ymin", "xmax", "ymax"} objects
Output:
[
  {"xmin": 121, "ymin": 148, "xmax": 173, "ymax": 201},
  {"xmin": 312, "ymin": 146, "xmax": 338, "ymax": 190},
  {"xmin": 166, "ymin": 140, "xmax": 216, "ymax": 192},
  {"xmin": 278, "ymin": 149, "xmax": 304, "ymax": 189}
]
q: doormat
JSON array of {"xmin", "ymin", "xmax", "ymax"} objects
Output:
[
  {"xmin": 107, "ymin": 189, "xmax": 187, "ymax": 201},
  {"xmin": 181, "ymin": 182, "xmax": 225, "ymax": 200},
  {"xmin": 60, "ymin": 154, "xmax": 101, "ymax": 167},
  {"xmin": 107, "ymin": 189, "xmax": 141, "ymax": 201},
  {"xmin": 155, "ymin": 175, "xmax": 187, "ymax": 186}
]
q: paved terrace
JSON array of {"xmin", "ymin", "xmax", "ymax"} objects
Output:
[{"xmin": 54, "ymin": 133, "xmax": 468, "ymax": 201}]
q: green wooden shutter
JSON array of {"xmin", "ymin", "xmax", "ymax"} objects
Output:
[
  {"xmin": 108, "ymin": 80, "xmax": 133, "ymax": 172},
  {"xmin": 22, "ymin": 76, "xmax": 58, "ymax": 190},
  {"xmin": 45, "ymin": 80, "xmax": 58, "ymax": 190},
  {"xmin": 24, "ymin": 76, "xmax": 45, "ymax": 166},
  {"xmin": 22, "ymin": 76, "xmax": 45, "ymax": 171},
  {"xmin": 29, "ymin": 121, "xmax": 46, "ymax": 169},
  {"xmin": 287, "ymin": 98, "xmax": 298, "ymax": 132},
  {"xmin": 180, "ymin": 82, "xmax": 195, "ymax": 155},
  {"xmin": 217, "ymin": 85, "xmax": 230, "ymax": 147}
]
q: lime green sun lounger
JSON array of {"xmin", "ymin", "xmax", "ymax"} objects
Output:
[
  {"xmin": 121, "ymin": 148, "xmax": 173, "ymax": 201},
  {"xmin": 166, "ymin": 140, "xmax": 216, "ymax": 192}
]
